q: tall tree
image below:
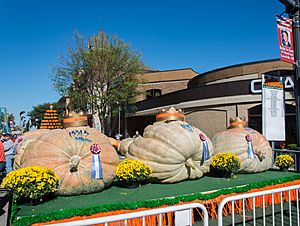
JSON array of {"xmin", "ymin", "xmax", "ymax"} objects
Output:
[{"xmin": 51, "ymin": 31, "xmax": 144, "ymax": 135}]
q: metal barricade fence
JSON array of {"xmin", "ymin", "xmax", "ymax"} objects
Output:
[
  {"xmin": 46, "ymin": 203, "xmax": 209, "ymax": 226},
  {"xmin": 217, "ymin": 184, "xmax": 300, "ymax": 226},
  {"xmin": 0, "ymin": 188, "xmax": 13, "ymax": 226}
]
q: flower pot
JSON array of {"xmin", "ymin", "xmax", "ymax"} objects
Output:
[
  {"xmin": 280, "ymin": 167, "xmax": 289, "ymax": 172},
  {"xmin": 214, "ymin": 170, "xmax": 234, "ymax": 178},
  {"xmin": 126, "ymin": 182, "xmax": 139, "ymax": 189},
  {"xmin": 220, "ymin": 173, "xmax": 234, "ymax": 178}
]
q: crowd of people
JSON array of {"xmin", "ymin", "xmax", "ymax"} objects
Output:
[{"xmin": 0, "ymin": 132, "xmax": 22, "ymax": 181}]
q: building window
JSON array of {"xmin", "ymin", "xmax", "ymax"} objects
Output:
[{"xmin": 146, "ymin": 89, "xmax": 162, "ymax": 99}]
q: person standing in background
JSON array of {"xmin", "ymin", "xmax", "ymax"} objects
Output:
[
  {"xmin": 2, "ymin": 133, "xmax": 14, "ymax": 174},
  {"xmin": 0, "ymin": 140, "xmax": 5, "ymax": 173},
  {"xmin": 12, "ymin": 134, "xmax": 23, "ymax": 155},
  {"xmin": 0, "ymin": 141, "xmax": 5, "ymax": 182}
]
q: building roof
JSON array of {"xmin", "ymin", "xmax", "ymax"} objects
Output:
[
  {"xmin": 188, "ymin": 59, "xmax": 293, "ymax": 88},
  {"xmin": 143, "ymin": 68, "xmax": 199, "ymax": 83}
]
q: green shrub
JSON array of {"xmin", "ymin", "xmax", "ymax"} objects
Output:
[{"xmin": 287, "ymin": 144, "xmax": 297, "ymax": 150}]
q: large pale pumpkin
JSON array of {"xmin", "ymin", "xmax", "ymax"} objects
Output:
[
  {"xmin": 118, "ymin": 138, "xmax": 134, "ymax": 156},
  {"xmin": 126, "ymin": 121, "xmax": 213, "ymax": 183},
  {"xmin": 212, "ymin": 127, "xmax": 272, "ymax": 173},
  {"xmin": 18, "ymin": 127, "xmax": 119, "ymax": 195},
  {"xmin": 14, "ymin": 129, "xmax": 50, "ymax": 170}
]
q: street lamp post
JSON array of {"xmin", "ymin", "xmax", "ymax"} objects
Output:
[
  {"xmin": 115, "ymin": 101, "xmax": 121, "ymax": 139},
  {"xmin": 118, "ymin": 105, "xmax": 121, "ymax": 137},
  {"xmin": 279, "ymin": 0, "xmax": 300, "ymax": 171}
]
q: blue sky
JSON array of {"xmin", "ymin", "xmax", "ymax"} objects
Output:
[{"xmin": 0, "ymin": 0, "xmax": 285, "ymax": 121}]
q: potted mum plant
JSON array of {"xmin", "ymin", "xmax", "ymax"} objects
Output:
[
  {"xmin": 211, "ymin": 152, "xmax": 241, "ymax": 178},
  {"xmin": 116, "ymin": 159, "xmax": 152, "ymax": 188},
  {"xmin": 274, "ymin": 155, "xmax": 294, "ymax": 171},
  {"xmin": 1, "ymin": 166, "xmax": 59, "ymax": 204}
]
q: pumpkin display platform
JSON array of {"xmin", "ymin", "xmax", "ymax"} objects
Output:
[{"xmin": 13, "ymin": 170, "xmax": 300, "ymax": 226}]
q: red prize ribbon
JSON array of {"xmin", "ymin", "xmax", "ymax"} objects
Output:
[
  {"xmin": 245, "ymin": 134, "xmax": 253, "ymax": 142},
  {"xmin": 199, "ymin": 133, "xmax": 206, "ymax": 141},
  {"xmin": 90, "ymin": 144, "xmax": 101, "ymax": 155}
]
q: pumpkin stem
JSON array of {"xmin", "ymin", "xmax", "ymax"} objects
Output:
[
  {"xmin": 185, "ymin": 158, "xmax": 196, "ymax": 169},
  {"xmin": 70, "ymin": 155, "xmax": 81, "ymax": 172}
]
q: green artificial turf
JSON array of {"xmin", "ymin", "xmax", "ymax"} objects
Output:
[{"xmin": 16, "ymin": 170, "xmax": 299, "ymax": 218}]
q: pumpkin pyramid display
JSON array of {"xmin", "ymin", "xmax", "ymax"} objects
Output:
[
  {"xmin": 17, "ymin": 127, "xmax": 119, "ymax": 195},
  {"xmin": 212, "ymin": 117, "xmax": 272, "ymax": 173},
  {"xmin": 125, "ymin": 107, "xmax": 214, "ymax": 183},
  {"xmin": 39, "ymin": 105, "xmax": 63, "ymax": 129}
]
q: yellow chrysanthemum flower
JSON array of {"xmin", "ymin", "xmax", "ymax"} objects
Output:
[
  {"xmin": 116, "ymin": 159, "xmax": 152, "ymax": 184},
  {"xmin": 274, "ymin": 155, "xmax": 294, "ymax": 168},
  {"xmin": 211, "ymin": 152, "xmax": 241, "ymax": 177},
  {"xmin": 0, "ymin": 166, "xmax": 59, "ymax": 202}
]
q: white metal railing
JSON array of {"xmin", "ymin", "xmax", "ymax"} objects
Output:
[
  {"xmin": 46, "ymin": 203, "xmax": 208, "ymax": 226},
  {"xmin": 217, "ymin": 184, "xmax": 300, "ymax": 226}
]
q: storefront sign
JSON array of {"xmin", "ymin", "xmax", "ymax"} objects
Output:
[
  {"xmin": 276, "ymin": 16, "xmax": 295, "ymax": 64},
  {"xmin": 250, "ymin": 76, "xmax": 294, "ymax": 93},
  {"xmin": 262, "ymin": 74, "xmax": 285, "ymax": 141}
]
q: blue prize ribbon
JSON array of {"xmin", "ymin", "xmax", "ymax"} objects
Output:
[
  {"xmin": 92, "ymin": 154, "xmax": 103, "ymax": 179},
  {"xmin": 247, "ymin": 141, "xmax": 256, "ymax": 159},
  {"xmin": 202, "ymin": 140, "xmax": 210, "ymax": 161}
]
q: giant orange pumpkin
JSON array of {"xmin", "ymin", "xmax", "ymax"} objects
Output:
[
  {"xmin": 212, "ymin": 127, "xmax": 272, "ymax": 173},
  {"xmin": 14, "ymin": 129, "xmax": 50, "ymax": 170},
  {"xmin": 18, "ymin": 127, "xmax": 119, "ymax": 195}
]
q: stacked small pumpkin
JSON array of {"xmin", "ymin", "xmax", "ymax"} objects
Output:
[{"xmin": 14, "ymin": 127, "xmax": 119, "ymax": 195}]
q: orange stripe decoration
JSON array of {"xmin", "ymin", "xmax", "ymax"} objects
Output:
[
  {"xmin": 156, "ymin": 113, "xmax": 184, "ymax": 121},
  {"xmin": 156, "ymin": 107, "xmax": 185, "ymax": 122},
  {"xmin": 63, "ymin": 116, "xmax": 88, "ymax": 123},
  {"xmin": 230, "ymin": 121, "xmax": 245, "ymax": 126}
]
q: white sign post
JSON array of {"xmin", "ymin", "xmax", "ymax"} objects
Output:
[{"xmin": 262, "ymin": 74, "xmax": 285, "ymax": 141}]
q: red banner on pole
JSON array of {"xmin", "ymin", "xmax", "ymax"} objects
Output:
[{"xmin": 276, "ymin": 16, "xmax": 295, "ymax": 64}]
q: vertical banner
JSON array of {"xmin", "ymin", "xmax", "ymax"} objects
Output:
[
  {"xmin": 0, "ymin": 107, "xmax": 10, "ymax": 134},
  {"xmin": 276, "ymin": 16, "xmax": 295, "ymax": 64},
  {"xmin": 262, "ymin": 74, "xmax": 285, "ymax": 141}
]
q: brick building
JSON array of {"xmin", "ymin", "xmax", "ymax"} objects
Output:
[{"xmin": 126, "ymin": 59, "xmax": 296, "ymax": 144}]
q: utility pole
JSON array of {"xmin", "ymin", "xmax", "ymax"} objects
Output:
[{"xmin": 279, "ymin": 0, "xmax": 300, "ymax": 171}]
